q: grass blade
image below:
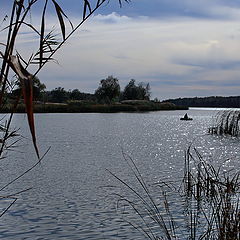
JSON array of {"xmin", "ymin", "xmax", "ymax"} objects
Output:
[
  {"xmin": 83, "ymin": 0, "xmax": 92, "ymax": 20},
  {"xmin": 39, "ymin": 0, "xmax": 48, "ymax": 68},
  {"xmin": 51, "ymin": 0, "xmax": 66, "ymax": 40}
]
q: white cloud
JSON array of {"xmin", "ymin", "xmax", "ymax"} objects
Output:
[
  {"xmin": 93, "ymin": 12, "xmax": 131, "ymax": 23},
  {"xmin": 37, "ymin": 15, "xmax": 240, "ymax": 98},
  {"xmin": 2, "ymin": 9, "xmax": 240, "ymax": 99}
]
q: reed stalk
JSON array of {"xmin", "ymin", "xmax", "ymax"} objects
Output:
[
  {"xmin": 208, "ymin": 110, "xmax": 240, "ymax": 137},
  {"xmin": 110, "ymin": 147, "xmax": 240, "ymax": 239}
]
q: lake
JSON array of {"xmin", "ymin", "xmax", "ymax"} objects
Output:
[{"xmin": 0, "ymin": 108, "xmax": 239, "ymax": 239}]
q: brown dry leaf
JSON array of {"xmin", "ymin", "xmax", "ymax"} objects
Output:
[{"xmin": 8, "ymin": 55, "xmax": 39, "ymax": 159}]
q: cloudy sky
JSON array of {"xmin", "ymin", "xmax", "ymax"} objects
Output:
[{"xmin": 1, "ymin": 0, "xmax": 240, "ymax": 99}]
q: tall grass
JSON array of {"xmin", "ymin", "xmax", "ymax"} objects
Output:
[
  {"xmin": 109, "ymin": 147, "xmax": 240, "ymax": 239},
  {"xmin": 208, "ymin": 110, "xmax": 240, "ymax": 137}
]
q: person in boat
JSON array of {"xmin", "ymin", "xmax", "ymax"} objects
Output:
[
  {"xmin": 184, "ymin": 113, "xmax": 188, "ymax": 120},
  {"xmin": 181, "ymin": 113, "xmax": 192, "ymax": 120}
]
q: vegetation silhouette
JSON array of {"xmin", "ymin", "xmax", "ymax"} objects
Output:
[
  {"xmin": 0, "ymin": 0, "xmax": 129, "ymax": 217},
  {"xmin": 109, "ymin": 147, "xmax": 240, "ymax": 239},
  {"xmin": 164, "ymin": 96, "xmax": 240, "ymax": 108}
]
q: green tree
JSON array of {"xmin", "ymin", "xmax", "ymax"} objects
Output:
[
  {"xmin": 122, "ymin": 79, "xmax": 151, "ymax": 100},
  {"xmin": 95, "ymin": 76, "xmax": 120, "ymax": 103},
  {"xmin": 32, "ymin": 76, "xmax": 46, "ymax": 100},
  {"xmin": 11, "ymin": 76, "xmax": 46, "ymax": 101},
  {"xmin": 50, "ymin": 87, "xmax": 69, "ymax": 103},
  {"xmin": 138, "ymin": 82, "xmax": 151, "ymax": 100},
  {"xmin": 70, "ymin": 89, "xmax": 82, "ymax": 100},
  {"xmin": 122, "ymin": 79, "xmax": 138, "ymax": 100}
]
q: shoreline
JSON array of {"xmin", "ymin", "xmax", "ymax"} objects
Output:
[{"xmin": 1, "ymin": 102, "xmax": 188, "ymax": 113}]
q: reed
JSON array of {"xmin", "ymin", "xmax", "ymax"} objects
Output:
[
  {"xmin": 183, "ymin": 147, "xmax": 240, "ymax": 239},
  {"xmin": 208, "ymin": 110, "xmax": 240, "ymax": 137},
  {"xmin": 110, "ymin": 147, "xmax": 240, "ymax": 239}
]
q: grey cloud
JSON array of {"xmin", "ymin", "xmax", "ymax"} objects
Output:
[
  {"xmin": 173, "ymin": 58, "xmax": 240, "ymax": 70},
  {"xmin": 97, "ymin": 0, "xmax": 240, "ymax": 20}
]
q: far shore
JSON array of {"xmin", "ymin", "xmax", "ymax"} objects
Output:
[{"xmin": 1, "ymin": 101, "xmax": 188, "ymax": 113}]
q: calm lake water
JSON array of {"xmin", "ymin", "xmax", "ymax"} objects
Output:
[{"xmin": 0, "ymin": 108, "xmax": 239, "ymax": 239}]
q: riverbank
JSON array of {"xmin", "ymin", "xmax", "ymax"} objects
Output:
[{"xmin": 1, "ymin": 101, "xmax": 188, "ymax": 113}]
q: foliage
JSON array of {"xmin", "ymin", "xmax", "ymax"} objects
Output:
[
  {"xmin": 1, "ymin": 101, "xmax": 187, "ymax": 113},
  {"xmin": 69, "ymin": 89, "xmax": 97, "ymax": 102},
  {"xmin": 122, "ymin": 79, "xmax": 151, "ymax": 101},
  {"xmin": 7, "ymin": 77, "xmax": 152, "ymax": 104},
  {"xmin": 0, "ymin": 0, "xmax": 129, "ymax": 217},
  {"xmin": 32, "ymin": 76, "xmax": 46, "ymax": 98},
  {"xmin": 49, "ymin": 87, "xmax": 69, "ymax": 103},
  {"xmin": 164, "ymin": 96, "xmax": 240, "ymax": 108},
  {"xmin": 70, "ymin": 89, "xmax": 82, "ymax": 100},
  {"xmin": 11, "ymin": 76, "xmax": 46, "ymax": 101},
  {"xmin": 95, "ymin": 75, "xmax": 121, "ymax": 103}
]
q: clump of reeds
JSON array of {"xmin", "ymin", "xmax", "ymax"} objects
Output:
[
  {"xmin": 108, "ymin": 152, "xmax": 182, "ymax": 240},
  {"xmin": 208, "ymin": 110, "xmax": 240, "ymax": 137},
  {"xmin": 183, "ymin": 146, "xmax": 240, "ymax": 239},
  {"xmin": 110, "ymin": 147, "xmax": 240, "ymax": 239}
]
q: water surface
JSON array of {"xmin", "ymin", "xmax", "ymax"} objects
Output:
[{"xmin": 0, "ymin": 109, "xmax": 239, "ymax": 239}]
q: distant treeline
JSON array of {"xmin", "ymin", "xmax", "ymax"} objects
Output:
[
  {"xmin": 8, "ymin": 76, "xmax": 151, "ymax": 104},
  {"xmin": 163, "ymin": 96, "xmax": 240, "ymax": 108},
  {"xmin": 4, "ymin": 75, "xmax": 190, "ymax": 113}
]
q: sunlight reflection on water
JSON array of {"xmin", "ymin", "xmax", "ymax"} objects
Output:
[{"xmin": 0, "ymin": 109, "xmax": 239, "ymax": 239}]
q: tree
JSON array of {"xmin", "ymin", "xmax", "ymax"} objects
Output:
[
  {"xmin": 138, "ymin": 82, "xmax": 151, "ymax": 100},
  {"xmin": 122, "ymin": 79, "xmax": 138, "ymax": 100},
  {"xmin": 122, "ymin": 79, "xmax": 151, "ymax": 100},
  {"xmin": 70, "ymin": 89, "xmax": 82, "ymax": 100},
  {"xmin": 95, "ymin": 76, "xmax": 120, "ymax": 103},
  {"xmin": 32, "ymin": 76, "xmax": 46, "ymax": 100},
  {"xmin": 11, "ymin": 76, "xmax": 46, "ymax": 101},
  {"xmin": 49, "ymin": 87, "xmax": 69, "ymax": 103}
]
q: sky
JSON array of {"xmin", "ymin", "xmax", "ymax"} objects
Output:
[{"xmin": 1, "ymin": 0, "xmax": 240, "ymax": 100}]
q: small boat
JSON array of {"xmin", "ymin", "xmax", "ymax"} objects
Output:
[{"xmin": 180, "ymin": 113, "xmax": 193, "ymax": 121}]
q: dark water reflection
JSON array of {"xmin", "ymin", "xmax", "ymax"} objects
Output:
[{"xmin": 0, "ymin": 109, "xmax": 239, "ymax": 239}]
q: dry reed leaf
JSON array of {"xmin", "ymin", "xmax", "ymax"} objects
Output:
[{"xmin": 8, "ymin": 55, "xmax": 39, "ymax": 159}]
